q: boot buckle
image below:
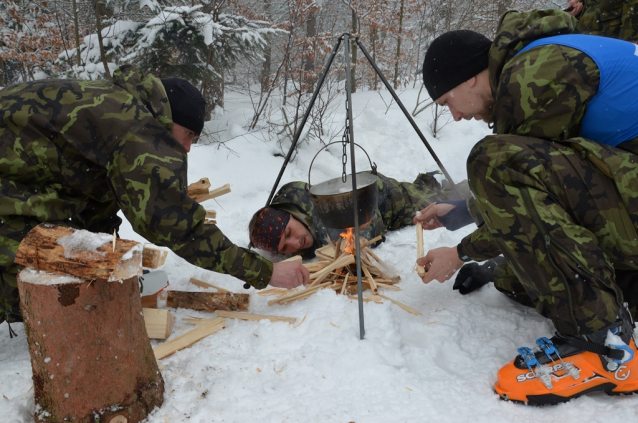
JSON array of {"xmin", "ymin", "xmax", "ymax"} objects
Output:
[
  {"xmin": 536, "ymin": 337, "xmax": 580, "ymax": 380},
  {"xmin": 518, "ymin": 347, "xmax": 553, "ymax": 389}
]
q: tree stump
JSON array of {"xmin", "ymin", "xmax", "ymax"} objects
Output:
[{"xmin": 15, "ymin": 223, "xmax": 164, "ymax": 423}]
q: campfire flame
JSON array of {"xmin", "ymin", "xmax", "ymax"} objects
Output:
[{"xmin": 340, "ymin": 228, "xmax": 356, "ymax": 254}]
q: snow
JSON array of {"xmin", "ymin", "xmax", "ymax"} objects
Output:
[
  {"xmin": 57, "ymin": 229, "xmax": 111, "ymax": 260},
  {"xmin": 1, "ymin": 87, "xmax": 637, "ymax": 422}
]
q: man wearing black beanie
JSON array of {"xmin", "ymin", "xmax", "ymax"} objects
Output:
[
  {"xmin": 413, "ymin": 9, "xmax": 638, "ymax": 405},
  {"xmin": 0, "ymin": 65, "xmax": 309, "ymax": 334}
]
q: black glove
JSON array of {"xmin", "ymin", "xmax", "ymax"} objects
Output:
[{"xmin": 453, "ymin": 258, "xmax": 500, "ymax": 295}]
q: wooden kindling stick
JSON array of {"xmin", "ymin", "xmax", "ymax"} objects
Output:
[
  {"xmin": 416, "ymin": 211, "xmax": 426, "ymax": 278},
  {"xmin": 376, "ymin": 293, "xmax": 423, "ymax": 316}
]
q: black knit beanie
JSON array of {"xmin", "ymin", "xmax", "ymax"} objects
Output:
[
  {"xmin": 161, "ymin": 77, "xmax": 207, "ymax": 135},
  {"xmin": 422, "ymin": 30, "xmax": 492, "ymax": 101}
]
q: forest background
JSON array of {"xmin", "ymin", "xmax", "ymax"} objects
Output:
[{"xmin": 1, "ymin": 0, "xmax": 563, "ymax": 147}]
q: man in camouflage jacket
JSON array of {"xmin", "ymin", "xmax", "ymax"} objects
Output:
[
  {"xmin": 0, "ymin": 65, "xmax": 308, "ymax": 329},
  {"xmin": 420, "ymin": 9, "xmax": 638, "ymax": 402},
  {"xmin": 249, "ymin": 172, "xmax": 470, "ymax": 258},
  {"xmin": 566, "ymin": 0, "xmax": 638, "ymax": 41}
]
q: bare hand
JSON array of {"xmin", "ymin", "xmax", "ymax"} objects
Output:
[
  {"xmin": 565, "ymin": 0, "xmax": 583, "ymax": 16},
  {"xmin": 269, "ymin": 262, "xmax": 309, "ymax": 289},
  {"xmin": 417, "ymin": 246, "xmax": 464, "ymax": 284},
  {"xmin": 413, "ymin": 202, "xmax": 457, "ymax": 230}
]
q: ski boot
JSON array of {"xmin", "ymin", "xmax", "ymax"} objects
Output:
[{"xmin": 494, "ymin": 304, "xmax": 638, "ymax": 405}]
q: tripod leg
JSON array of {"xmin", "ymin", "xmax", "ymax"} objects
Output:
[
  {"xmin": 355, "ymin": 38, "xmax": 461, "ymax": 199},
  {"xmin": 265, "ymin": 37, "xmax": 344, "ymax": 206}
]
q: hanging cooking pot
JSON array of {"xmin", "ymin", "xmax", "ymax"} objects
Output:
[{"xmin": 307, "ymin": 142, "xmax": 378, "ymax": 229}]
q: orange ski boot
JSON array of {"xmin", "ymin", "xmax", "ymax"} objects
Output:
[{"xmin": 494, "ymin": 305, "xmax": 638, "ymax": 405}]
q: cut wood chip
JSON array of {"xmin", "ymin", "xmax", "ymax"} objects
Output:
[
  {"xmin": 143, "ymin": 308, "xmax": 175, "ymax": 339},
  {"xmin": 153, "ymin": 317, "xmax": 225, "ymax": 360},
  {"xmin": 189, "ymin": 278, "xmax": 230, "ymax": 293}
]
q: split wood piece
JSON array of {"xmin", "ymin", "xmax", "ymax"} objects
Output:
[
  {"xmin": 309, "ymin": 254, "xmax": 355, "ymax": 282},
  {"xmin": 14, "ymin": 223, "xmax": 142, "ymax": 282},
  {"xmin": 333, "ymin": 237, "xmax": 343, "ymax": 260},
  {"xmin": 340, "ymin": 274, "xmax": 349, "ymax": 295},
  {"xmin": 315, "ymin": 251, "xmax": 335, "ymax": 261},
  {"xmin": 416, "ymin": 212, "xmax": 426, "ymax": 278},
  {"xmin": 185, "ymin": 311, "xmax": 296, "ymax": 324},
  {"xmin": 189, "ymin": 277, "xmax": 230, "ymax": 293},
  {"xmin": 375, "ymin": 282, "xmax": 401, "ymax": 291},
  {"xmin": 315, "ymin": 244, "xmax": 336, "ymax": 258},
  {"xmin": 142, "ymin": 245, "xmax": 169, "ymax": 269},
  {"xmin": 268, "ymin": 281, "xmax": 333, "ymax": 306},
  {"xmin": 17, "ymin": 269, "xmax": 163, "ymax": 423},
  {"xmin": 190, "ymin": 183, "xmax": 231, "ymax": 203},
  {"xmin": 143, "ymin": 308, "xmax": 175, "ymax": 339},
  {"xmin": 204, "ymin": 219, "xmax": 217, "ymax": 225},
  {"xmin": 141, "ymin": 293, "xmax": 159, "ymax": 308},
  {"xmin": 167, "ymin": 291, "xmax": 249, "ymax": 312},
  {"xmin": 360, "ymin": 235, "xmax": 383, "ymax": 250},
  {"xmin": 206, "ymin": 210, "xmax": 217, "ymax": 219},
  {"xmin": 303, "ymin": 261, "xmax": 332, "ymax": 272},
  {"xmin": 376, "ymin": 293, "xmax": 423, "ymax": 316},
  {"xmin": 347, "ymin": 295, "xmax": 373, "ymax": 303},
  {"xmin": 282, "ymin": 255, "xmax": 303, "ymax": 263},
  {"xmin": 153, "ymin": 317, "xmax": 226, "ymax": 360},
  {"xmin": 361, "ymin": 262, "xmax": 378, "ymax": 294},
  {"xmin": 187, "ymin": 177, "xmax": 212, "ymax": 196}
]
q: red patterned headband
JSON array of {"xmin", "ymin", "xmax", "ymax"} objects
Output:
[{"xmin": 250, "ymin": 208, "xmax": 291, "ymax": 253}]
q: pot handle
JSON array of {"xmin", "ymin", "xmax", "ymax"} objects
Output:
[{"xmin": 307, "ymin": 141, "xmax": 378, "ymax": 189}]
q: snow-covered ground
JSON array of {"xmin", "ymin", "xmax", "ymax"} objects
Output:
[{"xmin": 2, "ymin": 87, "xmax": 637, "ymax": 423}]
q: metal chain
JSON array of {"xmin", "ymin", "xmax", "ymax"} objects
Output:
[{"xmin": 342, "ymin": 97, "xmax": 350, "ymax": 183}]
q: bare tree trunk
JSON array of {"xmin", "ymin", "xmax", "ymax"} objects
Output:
[
  {"xmin": 72, "ymin": 0, "xmax": 81, "ymax": 66},
  {"xmin": 93, "ymin": 0, "xmax": 111, "ymax": 80},
  {"xmin": 261, "ymin": 0, "xmax": 272, "ymax": 93},
  {"xmin": 350, "ymin": 9, "xmax": 357, "ymax": 93},
  {"xmin": 304, "ymin": 10, "xmax": 317, "ymax": 93},
  {"xmin": 371, "ymin": 28, "xmax": 378, "ymax": 90},
  {"xmin": 393, "ymin": 0, "xmax": 405, "ymax": 90}
]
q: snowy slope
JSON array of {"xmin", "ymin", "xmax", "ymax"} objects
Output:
[{"xmin": 1, "ymin": 87, "xmax": 636, "ymax": 423}]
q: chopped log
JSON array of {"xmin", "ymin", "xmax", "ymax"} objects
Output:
[
  {"xmin": 189, "ymin": 277, "xmax": 230, "ymax": 293},
  {"xmin": 166, "ymin": 291, "xmax": 249, "ymax": 312},
  {"xmin": 142, "ymin": 245, "xmax": 168, "ymax": 269},
  {"xmin": 16, "ymin": 225, "xmax": 163, "ymax": 423},
  {"xmin": 416, "ymin": 212, "xmax": 426, "ymax": 278},
  {"xmin": 187, "ymin": 177, "xmax": 212, "ymax": 196},
  {"xmin": 141, "ymin": 293, "xmax": 158, "ymax": 308},
  {"xmin": 153, "ymin": 317, "xmax": 226, "ymax": 360},
  {"xmin": 205, "ymin": 210, "xmax": 217, "ymax": 219},
  {"xmin": 14, "ymin": 223, "xmax": 142, "ymax": 282},
  {"xmin": 143, "ymin": 308, "xmax": 175, "ymax": 339}
]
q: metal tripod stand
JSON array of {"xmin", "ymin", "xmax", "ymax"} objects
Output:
[{"xmin": 265, "ymin": 34, "xmax": 458, "ymax": 340}]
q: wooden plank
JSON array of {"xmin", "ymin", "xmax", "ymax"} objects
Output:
[
  {"xmin": 142, "ymin": 245, "xmax": 168, "ymax": 269},
  {"xmin": 185, "ymin": 311, "xmax": 295, "ymax": 324},
  {"xmin": 189, "ymin": 278, "xmax": 230, "ymax": 293},
  {"xmin": 153, "ymin": 317, "xmax": 225, "ymax": 360},
  {"xmin": 143, "ymin": 308, "xmax": 175, "ymax": 339},
  {"xmin": 167, "ymin": 291, "xmax": 249, "ymax": 312}
]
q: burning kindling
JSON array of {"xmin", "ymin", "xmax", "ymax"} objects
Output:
[{"xmin": 260, "ymin": 233, "xmax": 421, "ymax": 315}]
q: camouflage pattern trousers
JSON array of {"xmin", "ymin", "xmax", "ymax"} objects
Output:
[{"xmin": 468, "ymin": 135, "xmax": 638, "ymax": 336}]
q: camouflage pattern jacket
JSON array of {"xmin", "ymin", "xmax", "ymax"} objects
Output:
[
  {"xmin": 0, "ymin": 66, "xmax": 272, "ymax": 288},
  {"xmin": 576, "ymin": 0, "xmax": 638, "ymax": 41},
  {"xmin": 459, "ymin": 9, "xmax": 638, "ymax": 261},
  {"xmin": 270, "ymin": 172, "xmax": 468, "ymax": 258}
]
